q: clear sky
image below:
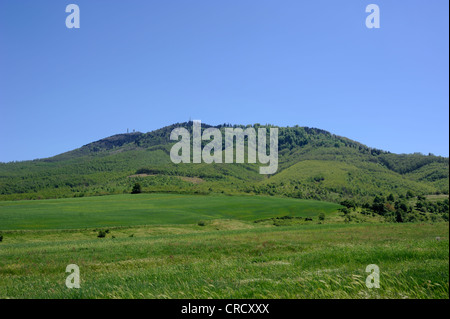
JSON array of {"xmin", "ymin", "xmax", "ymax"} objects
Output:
[{"xmin": 0, "ymin": 0, "xmax": 448, "ymax": 162}]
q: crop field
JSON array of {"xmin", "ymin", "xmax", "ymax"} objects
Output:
[
  {"xmin": 0, "ymin": 194, "xmax": 340, "ymax": 230},
  {"xmin": 0, "ymin": 194, "xmax": 448, "ymax": 299}
]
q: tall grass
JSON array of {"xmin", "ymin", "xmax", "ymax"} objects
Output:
[{"xmin": 0, "ymin": 222, "xmax": 447, "ymax": 299}]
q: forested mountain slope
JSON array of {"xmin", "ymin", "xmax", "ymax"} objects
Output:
[{"xmin": 0, "ymin": 122, "xmax": 447, "ymax": 203}]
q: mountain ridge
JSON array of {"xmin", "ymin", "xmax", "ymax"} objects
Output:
[{"xmin": 0, "ymin": 122, "xmax": 448, "ymax": 203}]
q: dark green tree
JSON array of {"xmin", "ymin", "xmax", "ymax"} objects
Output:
[
  {"xmin": 395, "ymin": 210, "xmax": 404, "ymax": 223},
  {"xmin": 131, "ymin": 182, "xmax": 142, "ymax": 194},
  {"xmin": 340, "ymin": 200, "xmax": 356, "ymax": 210},
  {"xmin": 372, "ymin": 195, "xmax": 386, "ymax": 215}
]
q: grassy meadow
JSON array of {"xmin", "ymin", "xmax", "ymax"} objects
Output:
[
  {"xmin": 0, "ymin": 193, "xmax": 340, "ymax": 230},
  {"xmin": 0, "ymin": 194, "xmax": 448, "ymax": 299}
]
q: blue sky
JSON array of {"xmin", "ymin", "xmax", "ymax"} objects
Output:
[{"xmin": 0, "ymin": 0, "xmax": 448, "ymax": 162}]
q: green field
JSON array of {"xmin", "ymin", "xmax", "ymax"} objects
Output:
[
  {"xmin": 0, "ymin": 194, "xmax": 340, "ymax": 230},
  {"xmin": 0, "ymin": 194, "xmax": 448, "ymax": 299}
]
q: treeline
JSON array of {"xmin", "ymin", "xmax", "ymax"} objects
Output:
[{"xmin": 339, "ymin": 193, "xmax": 449, "ymax": 223}]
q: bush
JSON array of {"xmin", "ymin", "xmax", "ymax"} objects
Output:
[
  {"xmin": 0, "ymin": 234, "xmax": 3, "ymax": 242},
  {"xmin": 198, "ymin": 220, "xmax": 206, "ymax": 226},
  {"xmin": 406, "ymin": 190, "xmax": 415, "ymax": 199},
  {"xmin": 395, "ymin": 211, "xmax": 404, "ymax": 223},
  {"xmin": 340, "ymin": 200, "xmax": 356, "ymax": 210},
  {"xmin": 97, "ymin": 230, "xmax": 106, "ymax": 238},
  {"xmin": 318, "ymin": 213, "xmax": 325, "ymax": 221},
  {"xmin": 131, "ymin": 183, "xmax": 142, "ymax": 194}
]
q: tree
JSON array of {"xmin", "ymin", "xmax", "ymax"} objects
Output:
[
  {"xmin": 131, "ymin": 183, "xmax": 142, "ymax": 194},
  {"xmin": 384, "ymin": 202, "xmax": 395, "ymax": 212},
  {"xmin": 406, "ymin": 190, "xmax": 414, "ymax": 199},
  {"xmin": 395, "ymin": 210, "xmax": 404, "ymax": 223},
  {"xmin": 395, "ymin": 201, "xmax": 409, "ymax": 213},
  {"xmin": 372, "ymin": 195, "xmax": 386, "ymax": 215},
  {"xmin": 340, "ymin": 200, "xmax": 356, "ymax": 210}
]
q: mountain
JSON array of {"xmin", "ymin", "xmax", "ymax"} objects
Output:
[{"xmin": 0, "ymin": 122, "xmax": 448, "ymax": 203}]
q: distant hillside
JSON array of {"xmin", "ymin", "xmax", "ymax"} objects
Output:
[{"xmin": 0, "ymin": 122, "xmax": 448, "ymax": 203}]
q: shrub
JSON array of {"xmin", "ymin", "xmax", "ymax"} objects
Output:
[
  {"xmin": 0, "ymin": 234, "xmax": 3, "ymax": 242},
  {"xmin": 340, "ymin": 200, "xmax": 356, "ymax": 210},
  {"xmin": 131, "ymin": 183, "xmax": 142, "ymax": 194},
  {"xmin": 97, "ymin": 230, "xmax": 106, "ymax": 238},
  {"xmin": 311, "ymin": 175, "xmax": 324, "ymax": 182},
  {"xmin": 395, "ymin": 211, "xmax": 404, "ymax": 223},
  {"xmin": 318, "ymin": 213, "xmax": 325, "ymax": 221},
  {"xmin": 198, "ymin": 220, "xmax": 206, "ymax": 226},
  {"xmin": 406, "ymin": 190, "xmax": 415, "ymax": 199}
]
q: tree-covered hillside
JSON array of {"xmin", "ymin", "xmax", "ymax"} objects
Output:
[{"xmin": 0, "ymin": 122, "xmax": 448, "ymax": 203}]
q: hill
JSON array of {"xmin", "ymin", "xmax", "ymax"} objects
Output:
[{"xmin": 0, "ymin": 122, "xmax": 448, "ymax": 203}]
